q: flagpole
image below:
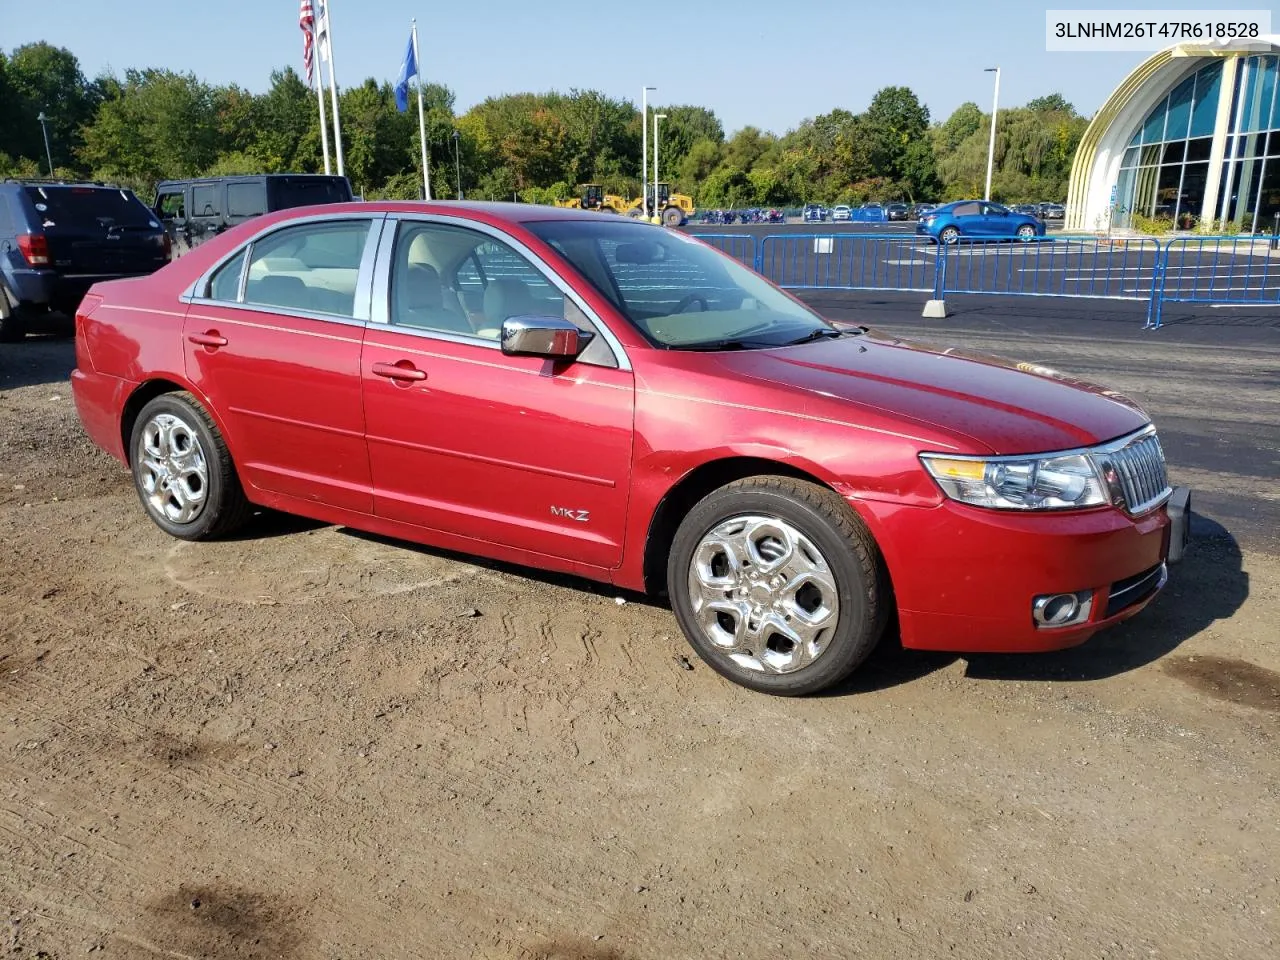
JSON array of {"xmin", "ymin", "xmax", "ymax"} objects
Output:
[
  {"xmin": 322, "ymin": 0, "xmax": 345, "ymax": 176},
  {"xmin": 412, "ymin": 20, "xmax": 430, "ymax": 200},
  {"xmin": 312, "ymin": 24, "xmax": 332, "ymax": 175}
]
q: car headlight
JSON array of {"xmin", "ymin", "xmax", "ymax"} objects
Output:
[{"xmin": 920, "ymin": 452, "xmax": 1107, "ymax": 510}]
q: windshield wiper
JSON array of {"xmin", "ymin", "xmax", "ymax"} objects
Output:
[
  {"xmin": 678, "ymin": 339, "xmax": 767, "ymax": 352},
  {"xmin": 782, "ymin": 327, "xmax": 848, "ymax": 346}
]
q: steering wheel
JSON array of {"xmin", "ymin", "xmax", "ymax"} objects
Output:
[{"xmin": 673, "ymin": 294, "xmax": 709, "ymax": 314}]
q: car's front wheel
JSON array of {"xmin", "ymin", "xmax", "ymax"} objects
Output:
[
  {"xmin": 667, "ymin": 476, "xmax": 889, "ymax": 696},
  {"xmin": 1016, "ymin": 224, "xmax": 1036, "ymax": 240},
  {"xmin": 939, "ymin": 225, "xmax": 960, "ymax": 244},
  {"xmin": 129, "ymin": 392, "xmax": 251, "ymax": 541}
]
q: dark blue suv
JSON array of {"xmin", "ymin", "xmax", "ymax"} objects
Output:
[{"xmin": 0, "ymin": 180, "xmax": 169, "ymax": 341}]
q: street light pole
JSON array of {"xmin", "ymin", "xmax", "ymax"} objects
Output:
[
  {"xmin": 36, "ymin": 111, "xmax": 54, "ymax": 176},
  {"xmin": 983, "ymin": 67, "xmax": 1000, "ymax": 201},
  {"xmin": 640, "ymin": 85, "xmax": 656, "ymax": 215},
  {"xmin": 654, "ymin": 113, "xmax": 667, "ymax": 224},
  {"xmin": 452, "ymin": 130, "xmax": 462, "ymax": 200}
]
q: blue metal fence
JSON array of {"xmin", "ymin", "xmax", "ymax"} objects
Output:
[
  {"xmin": 1152, "ymin": 236, "xmax": 1280, "ymax": 327},
  {"xmin": 758, "ymin": 234, "xmax": 935, "ymax": 292},
  {"xmin": 692, "ymin": 231, "xmax": 1274, "ymax": 329}
]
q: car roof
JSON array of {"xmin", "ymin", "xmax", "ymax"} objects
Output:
[{"xmin": 155, "ymin": 174, "xmax": 347, "ymax": 186}]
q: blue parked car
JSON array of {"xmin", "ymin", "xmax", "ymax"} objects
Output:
[
  {"xmin": 916, "ymin": 200, "xmax": 1045, "ymax": 244},
  {"xmin": 802, "ymin": 203, "xmax": 826, "ymax": 222},
  {"xmin": 0, "ymin": 179, "xmax": 169, "ymax": 340}
]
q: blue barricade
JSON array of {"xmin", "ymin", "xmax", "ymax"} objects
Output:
[
  {"xmin": 758, "ymin": 233, "xmax": 936, "ymax": 292},
  {"xmin": 1151, "ymin": 235, "xmax": 1280, "ymax": 328},
  {"xmin": 692, "ymin": 233, "xmax": 756, "ymax": 267}
]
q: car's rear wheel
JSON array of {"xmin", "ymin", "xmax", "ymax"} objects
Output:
[
  {"xmin": 129, "ymin": 392, "xmax": 251, "ymax": 541},
  {"xmin": 667, "ymin": 476, "xmax": 889, "ymax": 696},
  {"xmin": 1016, "ymin": 224, "xmax": 1036, "ymax": 240},
  {"xmin": 0, "ymin": 286, "xmax": 26, "ymax": 342},
  {"xmin": 939, "ymin": 225, "xmax": 960, "ymax": 244}
]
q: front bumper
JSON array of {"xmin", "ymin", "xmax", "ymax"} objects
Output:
[{"xmin": 855, "ymin": 489, "xmax": 1190, "ymax": 653}]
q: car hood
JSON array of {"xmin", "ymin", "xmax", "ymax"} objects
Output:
[{"xmin": 710, "ymin": 329, "xmax": 1149, "ymax": 455}]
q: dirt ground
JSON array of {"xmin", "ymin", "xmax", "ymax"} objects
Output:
[{"xmin": 1, "ymin": 305, "xmax": 1278, "ymax": 960}]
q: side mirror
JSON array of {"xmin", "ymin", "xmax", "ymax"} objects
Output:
[{"xmin": 500, "ymin": 315, "xmax": 593, "ymax": 358}]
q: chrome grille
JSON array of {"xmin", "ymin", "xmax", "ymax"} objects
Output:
[{"xmin": 1096, "ymin": 430, "xmax": 1170, "ymax": 514}]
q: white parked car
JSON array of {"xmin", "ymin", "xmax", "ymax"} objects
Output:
[{"xmin": 831, "ymin": 205, "xmax": 852, "ymax": 222}]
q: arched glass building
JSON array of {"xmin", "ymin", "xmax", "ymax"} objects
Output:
[{"xmin": 1068, "ymin": 39, "xmax": 1280, "ymax": 233}]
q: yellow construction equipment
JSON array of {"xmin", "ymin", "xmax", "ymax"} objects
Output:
[
  {"xmin": 554, "ymin": 184, "xmax": 629, "ymax": 214},
  {"xmin": 627, "ymin": 183, "xmax": 695, "ymax": 226}
]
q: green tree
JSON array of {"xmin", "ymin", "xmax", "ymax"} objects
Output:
[{"xmin": 3, "ymin": 42, "xmax": 98, "ymax": 169}]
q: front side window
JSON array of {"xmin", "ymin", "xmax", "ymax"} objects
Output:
[
  {"xmin": 390, "ymin": 222, "xmax": 564, "ymax": 338},
  {"xmin": 528, "ymin": 219, "xmax": 836, "ymax": 350},
  {"xmin": 229, "ymin": 219, "xmax": 372, "ymax": 317}
]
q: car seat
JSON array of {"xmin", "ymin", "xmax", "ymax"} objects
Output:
[
  {"xmin": 394, "ymin": 263, "xmax": 472, "ymax": 334},
  {"xmin": 246, "ymin": 274, "xmax": 312, "ymax": 311}
]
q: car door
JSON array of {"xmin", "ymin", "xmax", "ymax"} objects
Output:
[
  {"xmin": 360, "ymin": 216, "xmax": 634, "ymax": 570},
  {"xmin": 978, "ymin": 202, "xmax": 1009, "ymax": 237},
  {"xmin": 183, "ymin": 213, "xmax": 381, "ymax": 513}
]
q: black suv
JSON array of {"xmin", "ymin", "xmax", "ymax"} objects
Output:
[
  {"xmin": 153, "ymin": 174, "xmax": 353, "ymax": 255},
  {"xmin": 0, "ymin": 179, "xmax": 169, "ymax": 341}
]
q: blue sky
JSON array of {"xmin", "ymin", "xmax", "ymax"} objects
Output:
[{"xmin": 6, "ymin": 0, "xmax": 1279, "ymax": 131}]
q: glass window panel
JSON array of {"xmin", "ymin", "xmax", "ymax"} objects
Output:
[
  {"xmin": 1123, "ymin": 145, "xmax": 1140, "ymax": 167},
  {"xmin": 1190, "ymin": 61, "xmax": 1223, "ymax": 138},
  {"xmin": 1154, "ymin": 164, "xmax": 1182, "ymax": 218},
  {"xmin": 1142, "ymin": 96, "xmax": 1169, "ymax": 143},
  {"xmin": 1113, "ymin": 166, "xmax": 1137, "ymax": 228},
  {"xmin": 1255, "ymin": 158, "xmax": 1280, "ymax": 230},
  {"xmin": 1162, "ymin": 141, "xmax": 1186, "ymax": 163},
  {"xmin": 1267, "ymin": 131, "xmax": 1280, "ymax": 156},
  {"xmin": 1241, "ymin": 56, "xmax": 1277, "ymax": 133},
  {"xmin": 1140, "ymin": 144, "xmax": 1162, "ymax": 165},
  {"xmin": 1134, "ymin": 166, "xmax": 1160, "ymax": 218},
  {"xmin": 1165, "ymin": 74, "xmax": 1195, "ymax": 142},
  {"xmin": 1178, "ymin": 162, "xmax": 1209, "ymax": 229},
  {"xmin": 1186, "ymin": 137, "xmax": 1212, "ymax": 162},
  {"xmin": 1129, "ymin": 127, "xmax": 1142, "ymax": 148}
]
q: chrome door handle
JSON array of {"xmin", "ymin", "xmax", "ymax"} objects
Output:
[
  {"xmin": 187, "ymin": 331, "xmax": 228, "ymax": 347},
  {"xmin": 371, "ymin": 361, "xmax": 427, "ymax": 382}
]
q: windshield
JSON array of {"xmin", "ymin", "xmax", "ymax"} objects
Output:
[
  {"xmin": 24, "ymin": 186, "xmax": 156, "ymax": 229},
  {"xmin": 527, "ymin": 219, "xmax": 835, "ymax": 350}
]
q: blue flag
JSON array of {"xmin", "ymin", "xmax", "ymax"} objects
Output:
[{"xmin": 394, "ymin": 33, "xmax": 417, "ymax": 112}]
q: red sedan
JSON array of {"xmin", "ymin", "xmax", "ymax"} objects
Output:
[{"xmin": 71, "ymin": 202, "xmax": 1191, "ymax": 695}]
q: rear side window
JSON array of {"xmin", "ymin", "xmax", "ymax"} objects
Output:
[
  {"xmin": 191, "ymin": 185, "xmax": 221, "ymax": 218},
  {"xmin": 239, "ymin": 220, "xmax": 372, "ymax": 318},
  {"xmin": 23, "ymin": 187, "xmax": 155, "ymax": 228},
  {"xmin": 952, "ymin": 202, "xmax": 981, "ymax": 216},
  {"xmin": 269, "ymin": 178, "xmax": 352, "ymax": 210},
  {"xmin": 227, "ymin": 183, "xmax": 267, "ymax": 218},
  {"xmin": 207, "ymin": 250, "xmax": 246, "ymax": 301}
]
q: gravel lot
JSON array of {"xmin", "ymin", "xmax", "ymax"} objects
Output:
[{"xmin": 1, "ymin": 302, "xmax": 1277, "ymax": 959}]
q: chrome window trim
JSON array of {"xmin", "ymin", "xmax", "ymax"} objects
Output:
[
  {"xmin": 181, "ymin": 211, "xmax": 388, "ymax": 320},
  {"xmin": 371, "ymin": 213, "xmax": 632, "ymax": 372},
  {"xmin": 185, "ymin": 298, "xmax": 370, "ymax": 330}
]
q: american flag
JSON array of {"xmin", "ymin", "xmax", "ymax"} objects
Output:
[{"xmin": 299, "ymin": 0, "xmax": 315, "ymax": 88}]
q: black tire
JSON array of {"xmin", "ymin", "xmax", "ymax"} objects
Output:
[
  {"xmin": 939, "ymin": 225, "xmax": 960, "ymax": 244},
  {"xmin": 666, "ymin": 476, "xmax": 889, "ymax": 696},
  {"xmin": 129, "ymin": 391, "xmax": 252, "ymax": 541},
  {"xmin": 662, "ymin": 206, "xmax": 684, "ymax": 228}
]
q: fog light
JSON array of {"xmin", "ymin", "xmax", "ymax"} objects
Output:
[{"xmin": 1032, "ymin": 590, "xmax": 1093, "ymax": 628}]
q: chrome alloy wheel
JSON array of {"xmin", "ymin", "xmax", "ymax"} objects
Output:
[
  {"xmin": 687, "ymin": 514, "xmax": 841, "ymax": 674},
  {"xmin": 136, "ymin": 412, "xmax": 209, "ymax": 525}
]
